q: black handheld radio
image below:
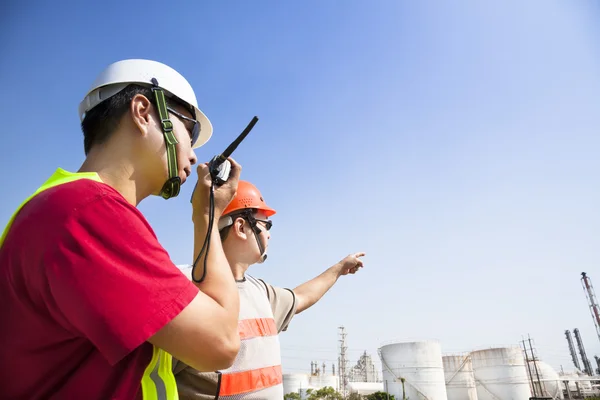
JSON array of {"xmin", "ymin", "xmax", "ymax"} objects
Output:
[
  {"xmin": 207, "ymin": 116, "xmax": 259, "ymax": 186},
  {"xmin": 190, "ymin": 116, "xmax": 259, "ymax": 283},
  {"xmin": 190, "ymin": 116, "xmax": 259, "ymax": 203}
]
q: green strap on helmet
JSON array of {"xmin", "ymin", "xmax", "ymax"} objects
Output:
[{"xmin": 151, "ymin": 78, "xmax": 181, "ymax": 199}]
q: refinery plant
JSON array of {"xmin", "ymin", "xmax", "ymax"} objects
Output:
[{"xmin": 283, "ymin": 272, "xmax": 600, "ymax": 399}]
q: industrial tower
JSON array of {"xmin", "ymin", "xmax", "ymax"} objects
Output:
[
  {"xmin": 573, "ymin": 328, "xmax": 594, "ymax": 376},
  {"xmin": 565, "ymin": 330, "xmax": 581, "ymax": 370},
  {"xmin": 348, "ymin": 351, "xmax": 379, "ymax": 383},
  {"xmin": 581, "ymin": 272, "xmax": 600, "ymax": 345},
  {"xmin": 338, "ymin": 326, "xmax": 348, "ymax": 397}
]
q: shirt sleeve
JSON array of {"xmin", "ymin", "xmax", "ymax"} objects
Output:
[
  {"xmin": 45, "ymin": 192, "xmax": 198, "ymax": 365},
  {"xmin": 258, "ymin": 279, "xmax": 297, "ymax": 333},
  {"xmin": 173, "ymin": 358, "xmax": 220, "ymax": 399}
]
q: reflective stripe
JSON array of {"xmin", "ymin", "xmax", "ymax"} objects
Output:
[
  {"xmin": 219, "ymin": 365, "xmax": 283, "ymax": 397},
  {"xmin": 0, "ymin": 168, "xmax": 180, "ymax": 399},
  {"xmin": 141, "ymin": 347, "xmax": 179, "ymax": 400},
  {"xmin": 224, "ymin": 384, "xmax": 284, "ymax": 399},
  {"xmin": 238, "ymin": 318, "xmax": 277, "ymax": 340},
  {"xmin": 158, "ymin": 348, "xmax": 179, "ymax": 400},
  {"xmin": 141, "ymin": 347, "xmax": 162, "ymax": 400}
]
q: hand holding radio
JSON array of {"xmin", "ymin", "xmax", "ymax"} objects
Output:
[
  {"xmin": 190, "ymin": 116, "xmax": 258, "ymax": 212},
  {"xmin": 190, "ymin": 116, "xmax": 260, "ymax": 283},
  {"xmin": 207, "ymin": 116, "xmax": 258, "ymax": 186},
  {"xmin": 191, "ymin": 159, "xmax": 241, "ymax": 220}
]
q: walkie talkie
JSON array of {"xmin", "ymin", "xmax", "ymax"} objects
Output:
[
  {"xmin": 208, "ymin": 116, "xmax": 258, "ymax": 185},
  {"xmin": 190, "ymin": 116, "xmax": 259, "ymax": 200},
  {"xmin": 190, "ymin": 116, "xmax": 260, "ymax": 283}
]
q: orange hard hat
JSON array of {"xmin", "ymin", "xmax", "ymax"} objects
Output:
[{"xmin": 222, "ymin": 180, "xmax": 276, "ymax": 217}]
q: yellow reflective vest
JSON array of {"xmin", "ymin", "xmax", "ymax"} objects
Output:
[{"xmin": 1, "ymin": 168, "xmax": 179, "ymax": 400}]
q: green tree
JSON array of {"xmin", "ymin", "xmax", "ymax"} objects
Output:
[
  {"xmin": 284, "ymin": 392, "xmax": 302, "ymax": 400},
  {"xmin": 347, "ymin": 392, "xmax": 363, "ymax": 400},
  {"xmin": 307, "ymin": 386, "xmax": 343, "ymax": 400},
  {"xmin": 365, "ymin": 391, "xmax": 396, "ymax": 400}
]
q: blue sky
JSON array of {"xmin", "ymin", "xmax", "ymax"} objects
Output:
[{"xmin": 1, "ymin": 0, "xmax": 600, "ymax": 375}]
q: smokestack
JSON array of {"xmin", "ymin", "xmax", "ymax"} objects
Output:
[
  {"xmin": 574, "ymin": 328, "xmax": 594, "ymax": 375},
  {"xmin": 566, "ymin": 330, "xmax": 581, "ymax": 370},
  {"xmin": 333, "ymin": 364, "xmax": 336, "ymax": 376}
]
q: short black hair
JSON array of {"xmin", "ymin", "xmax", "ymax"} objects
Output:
[
  {"xmin": 81, "ymin": 84, "xmax": 170, "ymax": 155},
  {"xmin": 220, "ymin": 224, "xmax": 233, "ymax": 242}
]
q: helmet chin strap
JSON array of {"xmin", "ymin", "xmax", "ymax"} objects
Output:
[
  {"xmin": 246, "ymin": 214, "xmax": 267, "ymax": 264},
  {"xmin": 151, "ymin": 78, "xmax": 181, "ymax": 199},
  {"xmin": 254, "ymin": 232, "xmax": 267, "ymax": 264}
]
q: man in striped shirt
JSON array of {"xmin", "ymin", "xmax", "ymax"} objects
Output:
[{"xmin": 174, "ymin": 180, "xmax": 365, "ymax": 399}]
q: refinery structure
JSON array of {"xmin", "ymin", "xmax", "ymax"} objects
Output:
[{"xmin": 283, "ymin": 272, "xmax": 600, "ymax": 399}]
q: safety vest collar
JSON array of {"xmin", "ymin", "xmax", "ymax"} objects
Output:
[
  {"xmin": 41, "ymin": 167, "xmax": 103, "ymax": 188},
  {"xmin": 0, "ymin": 168, "xmax": 103, "ymax": 247}
]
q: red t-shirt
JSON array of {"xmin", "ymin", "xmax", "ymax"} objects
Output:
[{"xmin": 0, "ymin": 178, "xmax": 198, "ymax": 399}]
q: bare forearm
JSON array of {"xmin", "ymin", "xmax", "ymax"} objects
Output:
[
  {"xmin": 293, "ymin": 264, "xmax": 341, "ymax": 314},
  {"xmin": 191, "ymin": 216, "xmax": 239, "ymax": 317}
]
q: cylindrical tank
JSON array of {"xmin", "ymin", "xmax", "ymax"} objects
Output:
[
  {"xmin": 283, "ymin": 373, "xmax": 310, "ymax": 395},
  {"xmin": 379, "ymin": 341, "xmax": 448, "ymax": 400},
  {"xmin": 347, "ymin": 382, "xmax": 385, "ymax": 395},
  {"xmin": 526, "ymin": 360, "xmax": 564, "ymax": 400},
  {"xmin": 443, "ymin": 354, "xmax": 478, "ymax": 400},
  {"xmin": 308, "ymin": 375, "xmax": 339, "ymax": 391},
  {"xmin": 470, "ymin": 347, "xmax": 531, "ymax": 400}
]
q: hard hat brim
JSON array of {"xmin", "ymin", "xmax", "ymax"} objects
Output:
[{"xmin": 191, "ymin": 105, "xmax": 212, "ymax": 149}]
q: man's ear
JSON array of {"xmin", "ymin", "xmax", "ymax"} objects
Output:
[
  {"xmin": 234, "ymin": 217, "xmax": 248, "ymax": 240},
  {"xmin": 130, "ymin": 94, "xmax": 153, "ymax": 136}
]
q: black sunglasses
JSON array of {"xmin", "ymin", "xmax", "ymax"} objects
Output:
[
  {"xmin": 254, "ymin": 218, "xmax": 273, "ymax": 231},
  {"xmin": 167, "ymin": 107, "xmax": 200, "ymax": 146}
]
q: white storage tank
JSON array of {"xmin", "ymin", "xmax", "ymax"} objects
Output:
[
  {"xmin": 470, "ymin": 347, "xmax": 531, "ymax": 400},
  {"xmin": 347, "ymin": 382, "xmax": 384, "ymax": 395},
  {"xmin": 283, "ymin": 373, "xmax": 310, "ymax": 395},
  {"xmin": 443, "ymin": 354, "xmax": 478, "ymax": 400},
  {"xmin": 526, "ymin": 360, "xmax": 564, "ymax": 399},
  {"xmin": 308, "ymin": 375, "xmax": 339, "ymax": 391},
  {"xmin": 379, "ymin": 341, "xmax": 448, "ymax": 400}
]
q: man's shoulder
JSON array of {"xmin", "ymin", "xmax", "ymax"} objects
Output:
[
  {"xmin": 24, "ymin": 178, "xmax": 138, "ymax": 223},
  {"xmin": 39, "ymin": 178, "xmax": 124, "ymax": 208},
  {"xmin": 8, "ymin": 178, "xmax": 146, "ymax": 249},
  {"xmin": 245, "ymin": 274, "xmax": 264, "ymax": 285},
  {"xmin": 246, "ymin": 275, "xmax": 291, "ymax": 294},
  {"xmin": 244, "ymin": 275, "xmax": 272, "ymax": 295}
]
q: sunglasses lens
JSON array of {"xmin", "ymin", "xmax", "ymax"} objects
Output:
[{"xmin": 191, "ymin": 122, "xmax": 200, "ymax": 145}]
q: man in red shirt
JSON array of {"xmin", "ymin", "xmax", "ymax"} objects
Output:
[{"xmin": 0, "ymin": 59, "xmax": 242, "ymax": 399}]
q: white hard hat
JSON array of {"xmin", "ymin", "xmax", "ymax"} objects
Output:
[{"xmin": 78, "ymin": 59, "xmax": 212, "ymax": 149}]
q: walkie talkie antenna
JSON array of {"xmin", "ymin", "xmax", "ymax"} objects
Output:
[{"xmin": 212, "ymin": 116, "xmax": 259, "ymax": 169}]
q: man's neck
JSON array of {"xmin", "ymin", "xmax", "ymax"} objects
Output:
[
  {"xmin": 78, "ymin": 149, "xmax": 142, "ymax": 207},
  {"xmin": 229, "ymin": 259, "xmax": 251, "ymax": 281}
]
